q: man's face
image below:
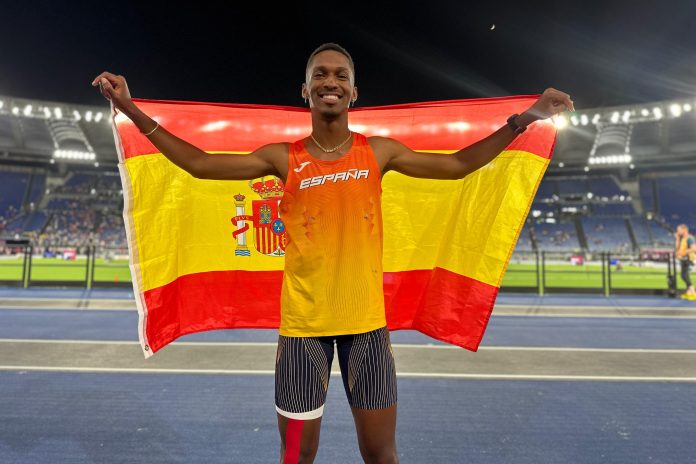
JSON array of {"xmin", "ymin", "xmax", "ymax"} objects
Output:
[
  {"xmin": 302, "ymin": 50, "xmax": 357, "ymax": 117},
  {"xmin": 679, "ymin": 226, "xmax": 688, "ymax": 237}
]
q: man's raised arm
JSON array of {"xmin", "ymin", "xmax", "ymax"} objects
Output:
[
  {"xmin": 91, "ymin": 72, "xmax": 280, "ymax": 181},
  {"xmin": 381, "ymin": 87, "xmax": 575, "ymax": 180}
]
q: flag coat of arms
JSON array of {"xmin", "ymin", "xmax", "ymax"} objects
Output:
[{"xmin": 111, "ymin": 96, "xmax": 556, "ymax": 358}]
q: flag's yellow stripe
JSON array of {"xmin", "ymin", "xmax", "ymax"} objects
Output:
[
  {"xmin": 125, "ymin": 149, "xmax": 546, "ymax": 292},
  {"xmin": 382, "ymin": 149, "xmax": 547, "ymax": 287}
]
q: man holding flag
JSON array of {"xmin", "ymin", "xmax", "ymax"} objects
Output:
[{"xmin": 93, "ymin": 42, "xmax": 573, "ymax": 463}]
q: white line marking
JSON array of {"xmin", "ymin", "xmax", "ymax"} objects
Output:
[
  {"xmin": 495, "ymin": 313, "xmax": 696, "ymax": 319},
  {"xmin": 0, "ymin": 297, "xmax": 134, "ymax": 302},
  {"xmin": 1, "ymin": 339, "xmax": 696, "ymax": 353},
  {"xmin": 2, "ymin": 366, "xmax": 696, "ymax": 382},
  {"xmin": 3, "ymin": 305, "xmax": 696, "ymax": 318},
  {"xmin": 0, "ymin": 307, "xmax": 136, "ymax": 312}
]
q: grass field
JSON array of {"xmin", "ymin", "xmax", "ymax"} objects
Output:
[
  {"xmin": 501, "ymin": 262, "xmax": 684, "ymax": 289},
  {"xmin": 0, "ymin": 256, "xmax": 686, "ymax": 290},
  {"xmin": 0, "ymin": 257, "xmax": 131, "ymax": 283}
]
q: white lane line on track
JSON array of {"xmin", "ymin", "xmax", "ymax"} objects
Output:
[
  {"xmin": 3, "ymin": 307, "xmax": 696, "ymax": 319},
  {"xmin": 2, "ymin": 365, "xmax": 696, "ymax": 382},
  {"xmin": 0, "ymin": 298, "xmax": 686, "ymax": 310},
  {"xmin": 0, "ymin": 306, "xmax": 135, "ymax": 312},
  {"xmin": 1, "ymin": 339, "xmax": 696, "ymax": 353},
  {"xmin": 0, "ymin": 297, "xmax": 134, "ymax": 302},
  {"xmin": 495, "ymin": 313, "xmax": 696, "ymax": 319}
]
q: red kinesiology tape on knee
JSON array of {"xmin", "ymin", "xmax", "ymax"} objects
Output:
[{"xmin": 284, "ymin": 418, "xmax": 304, "ymax": 464}]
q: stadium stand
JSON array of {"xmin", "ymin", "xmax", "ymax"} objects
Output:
[
  {"xmin": 514, "ymin": 224, "xmax": 535, "ymax": 252},
  {"xmin": 531, "ymin": 220, "xmax": 580, "ymax": 252},
  {"xmin": 582, "ymin": 216, "xmax": 632, "ymax": 253},
  {"xmin": 0, "ymin": 171, "xmax": 30, "ymax": 220},
  {"xmin": 655, "ymin": 175, "xmax": 696, "ymax": 228}
]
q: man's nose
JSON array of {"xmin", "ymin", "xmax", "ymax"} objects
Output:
[{"xmin": 323, "ymin": 74, "xmax": 339, "ymax": 88}]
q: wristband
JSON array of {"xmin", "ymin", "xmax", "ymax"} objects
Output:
[{"xmin": 506, "ymin": 114, "xmax": 527, "ymax": 135}]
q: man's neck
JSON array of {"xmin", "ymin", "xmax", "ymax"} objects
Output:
[{"xmin": 310, "ymin": 112, "xmax": 351, "ymax": 146}]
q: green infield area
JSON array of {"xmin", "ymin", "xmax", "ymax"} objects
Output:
[
  {"xmin": 0, "ymin": 257, "xmax": 132, "ymax": 283},
  {"xmin": 502, "ymin": 262, "xmax": 684, "ymax": 290},
  {"xmin": 0, "ymin": 256, "xmax": 687, "ymax": 291}
]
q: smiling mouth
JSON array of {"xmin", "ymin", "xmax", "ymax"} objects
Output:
[{"xmin": 319, "ymin": 94, "xmax": 341, "ymax": 104}]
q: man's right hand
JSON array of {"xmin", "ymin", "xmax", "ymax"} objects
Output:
[{"xmin": 91, "ymin": 72, "xmax": 134, "ymax": 114}]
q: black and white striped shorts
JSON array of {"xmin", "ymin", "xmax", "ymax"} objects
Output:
[{"xmin": 275, "ymin": 326, "xmax": 397, "ymax": 420}]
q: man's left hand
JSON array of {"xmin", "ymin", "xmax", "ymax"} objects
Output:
[{"xmin": 520, "ymin": 88, "xmax": 575, "ymax": 125}]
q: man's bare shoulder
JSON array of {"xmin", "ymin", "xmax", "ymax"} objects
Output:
[
  {"xmin": 366, "ymin": 136, "xmax": 401, "ymax": 155},
  {"xmin": 254, "ymin": 142, "xmax": 290, "ymax": 182},
  {"xmin": 366, "ymin": 135, "xmax": 392, "ymax": 149},
  {"xmin": 255, "ymin": 142, "xmax": 290, "ymax": 160}
]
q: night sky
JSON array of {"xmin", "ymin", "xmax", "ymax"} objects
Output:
[{"xmin": 3, "ymin": 1, "xmax": 696, "ymax": 110}]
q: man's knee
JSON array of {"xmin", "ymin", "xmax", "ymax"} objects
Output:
[
  {"xmin": 298, "ymin": 446, "xmax": 319, "ymax": 463},
  {"xmin": 358, "ymin": 444, "xmax": 399, "ymax": 464},
  {"xmin": 279, "ymin": 444, "xmax": 319, "ymax": 464}
]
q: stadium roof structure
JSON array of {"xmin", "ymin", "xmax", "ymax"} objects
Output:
[
  {"xmin": 0, "ymin": 94, "xmax": 114, "ymax": 167},
  {"xmin": 550, "ymin": 97, "xmax": 696, "ymax": 176}
]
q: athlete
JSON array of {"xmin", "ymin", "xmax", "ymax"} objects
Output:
[
  {"xmin": 675, "ymin": 224, "xmax": 696, "ymax": 298},
  {"xmin": 92, "ymin": 42, "xmax": 573, "ymax": 463}
]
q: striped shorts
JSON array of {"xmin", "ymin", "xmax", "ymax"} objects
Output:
[{"xmin": 275, "ymin": 326, "xmax": 397, "ymax": 420}]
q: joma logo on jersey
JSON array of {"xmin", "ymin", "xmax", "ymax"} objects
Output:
[{"xmin": 299, "ymin": 169, "xmax": 370, "ymax": 190}]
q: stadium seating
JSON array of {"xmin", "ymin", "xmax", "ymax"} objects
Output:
[
  {"xmin": 514, "ymin": 224, "xmax": 534, "ymax": 252},
  {"xmin": 630, "ymin": 217, "xmax": 653, "ymax": 247},
  {"xmin": 582, "ymin": 216, "xmax": 632, "ymax": 253},
  {"xmin": 588, "ymin": 176, "xmax": 628, "ymax": 197},
  {"xmin": 0, "ymin": 170, "xmax": 30, "ymax": 218},
  {"xmin": 655, "ymin": 176, "xmax": 696, "ymax": 228},
  {"xmin": 591, "ymin": 202, "xmax": 635, "ymax": 215},
  {"xmin": 531, "ymin": 221, "xmax": 580, "ymax": 252}
]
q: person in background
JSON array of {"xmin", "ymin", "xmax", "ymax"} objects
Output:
[{"xmin": 675, "ymin": 224, "xmax": 696, "ymax": 298}]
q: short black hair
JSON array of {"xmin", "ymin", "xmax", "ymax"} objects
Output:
[{"xmin": 305, "ymin": 42, "xmax": 355, "ymax": 84}]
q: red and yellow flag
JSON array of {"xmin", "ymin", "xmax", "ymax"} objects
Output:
[{"xmin": 112, "ymin": 96, "xmax": 556, "ymax": 358}]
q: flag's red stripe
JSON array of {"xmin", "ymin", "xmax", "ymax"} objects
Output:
[
  {"xmin": 142, "ymin": 268, "xmax": 497, "ymax": 355},
  {"xmin": 118, "ymin": 96, "xmax": 554, "ymax": 161}
]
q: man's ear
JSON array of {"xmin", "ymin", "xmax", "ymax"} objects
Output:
[
  {"xmin": 301, "ymin": 82, "xmax": 307, "ymax": 99},
  {"xmin": 352, "ymin": 86, "xmax": 358, "ymax": 103}
]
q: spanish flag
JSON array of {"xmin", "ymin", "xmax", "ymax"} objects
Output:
[{"xmin": 112, "ymin": 96, "xmax": 556, "ymax": 358}]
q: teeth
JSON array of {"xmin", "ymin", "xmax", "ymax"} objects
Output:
[{"xmin": 322, "ymin": 95, "xmax": 339, "ymax": 100}]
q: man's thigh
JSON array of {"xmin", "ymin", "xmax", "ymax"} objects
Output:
[
  {"xmin": 275, "ymin": 334, "xmax": 335, "ymax": 461},
  {"xmin": 335, "ymin": 326, "xmax": 398, "ymax": 410},
  {"xmin": 335, "ymin": 326, "xmax": 399, "ymax": 460},
  {"xmin": 351, "ymin": 404, "xmax": 398, "ymax": 456}
]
